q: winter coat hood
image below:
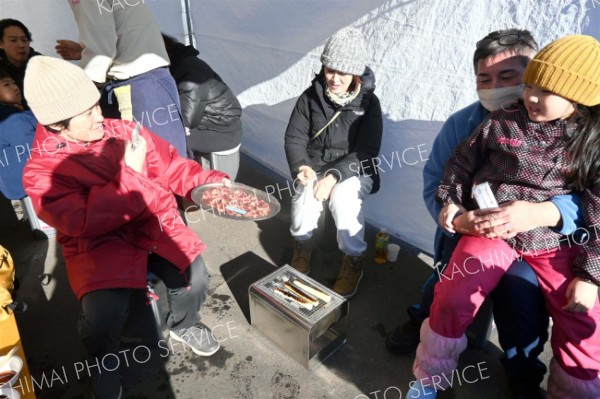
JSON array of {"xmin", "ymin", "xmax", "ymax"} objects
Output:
[
  {"xmin": 167, "ymin": 43, "xmax": 243, "ymax": 153},
  {"xmin": 166, "ymin": 42, "xmax": 200, "ymax": 73}
]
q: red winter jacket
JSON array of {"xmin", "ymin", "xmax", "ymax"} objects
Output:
[{"xmin": 23, "ymin": 119, "xmax": 227, "ymax": 300}]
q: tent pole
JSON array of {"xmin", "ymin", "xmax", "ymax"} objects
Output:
[{"xmin": 180, "ymin": 0, "xmax": 196, "ymax": 47}]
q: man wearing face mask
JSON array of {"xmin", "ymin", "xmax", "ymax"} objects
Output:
[{"xmin": 387, "ymin": 29, "xmax": 581, "ymax": 399}]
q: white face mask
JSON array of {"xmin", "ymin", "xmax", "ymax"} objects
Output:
[{"xmin": 477, "ymin": 84, "xmax": 524, "ymax": 111}]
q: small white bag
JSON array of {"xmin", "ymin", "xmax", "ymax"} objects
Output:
[{"xmin": 290, "ymin": 178, "xmax": 323, "ymax": 237}]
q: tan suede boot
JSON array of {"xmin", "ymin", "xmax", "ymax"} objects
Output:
[
  {"xmin": 291, "ymin": 240, "xmax": 312, "ymax": 274},
  {"xmin": 332, "ymin": 254, "xmax": 364, "ymax": 298}
]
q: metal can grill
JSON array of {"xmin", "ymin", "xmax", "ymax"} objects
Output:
[
  {"xmin": 253, "ymin": 266, "xmax": 345, "ymax": 325},
  {"xmin": 249, "ymin": 265, "xmax": 349, "ymax": 370}
]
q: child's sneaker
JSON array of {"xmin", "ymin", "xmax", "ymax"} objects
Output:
[{"xmin": 169, "ymin": 321, "xmax": 220, "ymax": 356}]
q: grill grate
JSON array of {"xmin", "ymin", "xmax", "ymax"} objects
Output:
[{"xmin": 253, "ymin": 265, "xmax": 346, "ymax": 324}]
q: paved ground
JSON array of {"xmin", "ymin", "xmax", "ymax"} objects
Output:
[{"xmin": 1, "ymin": 154, "xmax": 553, "ymax": 399}]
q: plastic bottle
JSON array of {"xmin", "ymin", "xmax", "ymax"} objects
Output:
[{"xmin": 374, "ymin": 228, "xmax": 389, "ymax": 264}]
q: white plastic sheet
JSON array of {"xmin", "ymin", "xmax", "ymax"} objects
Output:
[{"xmin": 3, "ymin": 0, "xmax": 600, "ymax": 255}]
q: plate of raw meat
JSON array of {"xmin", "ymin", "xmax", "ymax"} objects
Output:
[{"xmin": 191, "ymin": 182, "xmax": 281, "ymax": 220}]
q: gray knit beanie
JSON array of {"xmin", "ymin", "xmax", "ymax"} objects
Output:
[
  {"xmin": 24, "ymin": 56, "xmax": 100, "ymax": 125},
  {"xmin": 320, "ymin": 27, "xmax": 367, "ymax": 76}
]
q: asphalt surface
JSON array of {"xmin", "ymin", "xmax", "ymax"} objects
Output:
[{"xmin": 1, "ymin": 153, "xmax": 553, "ymax": 399}]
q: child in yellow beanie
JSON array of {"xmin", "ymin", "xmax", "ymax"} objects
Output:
[{"xmin": 408, "ymin": 35, "xmax": 600, "ymax": 399}]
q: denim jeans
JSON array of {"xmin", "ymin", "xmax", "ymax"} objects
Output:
[{"xmin": 101, "ymin": 67, "xmax": 188, "ymax": 158}]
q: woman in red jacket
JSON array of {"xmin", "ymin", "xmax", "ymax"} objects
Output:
[{"xmin": 22, "ymin": 56, "xmax": 228, "ymax": 399}]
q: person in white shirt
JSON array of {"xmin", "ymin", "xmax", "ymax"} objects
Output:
[{"xmin": 55, "ymin": 0, "xmax": 188, "ymax": 157}]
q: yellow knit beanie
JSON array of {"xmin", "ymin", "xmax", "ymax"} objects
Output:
[
  {"xmin": 523, "ymin": 35, "xmax": 600, "ymax": 106},
  {"xmin": 24, "ymin": 56, "xmax": 100, "ymax": 125}
]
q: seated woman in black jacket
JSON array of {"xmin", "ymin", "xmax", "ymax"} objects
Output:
[
  {"xmin": 162, "ymin": 34, "xmax": 242, "ymax": 180},
  {"xmin": 284, "ymin": 27, "xmax": 383, "ymax": 298}
]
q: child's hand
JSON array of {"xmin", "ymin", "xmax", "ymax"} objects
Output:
[
  {"xmin": 222, "ymin": 178, "xmax": 231, "ymax": 187},
  {"xmin": 439, "ymin": 204, "xmax": 467, "ymax": 234},
  {"xmin": 562, "ymin": 277, "xmax": 598, "ymax": 312},
  {"xmin": 124, "ymin": 136, "xmax": 147, "ymax": 173}
]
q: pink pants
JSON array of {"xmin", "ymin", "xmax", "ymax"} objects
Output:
[{"xmin": 413, "ymin": 236, "xmax": 600, "ymax": 398}]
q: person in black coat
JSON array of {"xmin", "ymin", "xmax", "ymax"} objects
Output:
[
  {"xmin": 0, "ymin": 19, "xmax": 40, "ymax": 109},
  {"xmin": 163, "ymin": 34, "xmax": 242, "ymax": 180},
  {"xmin": 284, "ymin": 27, "xmax": 383, "ymax": 298}
]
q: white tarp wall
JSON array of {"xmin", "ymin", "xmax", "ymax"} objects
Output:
[
  {"xmin": 187, "ymin": 0, "xmax": 600, "ymax": 255},
  {"xmin": 0, "ymin": 1, "xmax": 187, "ymax": 57},
  {"xmin": 2, "ymin": 0, "xmax": 600, "ymax": 256}
]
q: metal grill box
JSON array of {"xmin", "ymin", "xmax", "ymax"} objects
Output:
[{"xmin": 249, "ymin": 265, "xmax": 349, "ymax": 370}]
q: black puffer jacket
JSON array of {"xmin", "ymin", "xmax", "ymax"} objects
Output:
[
  {"xmin": 166, "ymin": 43, "xmax": 242, "ymax": 153},
  {"xmin": 284, "ymin": 68, "xmax": 383, "ymax": 193}
]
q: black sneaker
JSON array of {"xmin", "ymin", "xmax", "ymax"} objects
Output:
[
  {"xmin": 386, "ymin": 319, "xmax": 422, "ymax": 355},
  {"xmin": 169, "ymin": 321, "xmax": 220, "ymax": 356}
]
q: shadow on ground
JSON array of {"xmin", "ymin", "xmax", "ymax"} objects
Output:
[{"xmin": 0, "ymin": 153, "xmax": 524, "ymax": 398}]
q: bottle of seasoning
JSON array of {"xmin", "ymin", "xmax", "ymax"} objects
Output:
[{"xmin": 374, "ymin": 228, "xmax": 389, "ymax": 264}]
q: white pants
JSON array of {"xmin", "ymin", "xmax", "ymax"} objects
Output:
[{"xmin": 290, "ymin": 176, "xmax": 373, "ymax": 256}]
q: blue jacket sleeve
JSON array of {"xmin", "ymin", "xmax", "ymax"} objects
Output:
[
  {"xmin": 549, "ymin": 193, "xmax": 581, "ymax": 235},
  {"xmin": 423, "ymin": 127, "xmax": 456, "ymax": 223},
  {"xmin": 423, "ymin": 110, "xmax": 473, "ymax": 222},
  {"xmin": 0, "ymin": 111, "xmax": 37, "ymax": 200}
]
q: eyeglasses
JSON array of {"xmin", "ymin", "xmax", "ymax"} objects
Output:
[{"xmin": 476, "ymin": 33, "xmax": 536, "ymax": 50}]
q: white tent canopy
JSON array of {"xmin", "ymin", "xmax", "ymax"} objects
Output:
[{"xmin": 3, "ymin": 0, "xmax": 600, "ymax": 255}]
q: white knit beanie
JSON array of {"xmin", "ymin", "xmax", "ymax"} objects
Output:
[
  {"xmin": 320, "ymin": 27, "xmax": 367, "ymax": 76},
  {"xmin": 24, "ymin": 56, "xmax": 101, "ymax": 125}
]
